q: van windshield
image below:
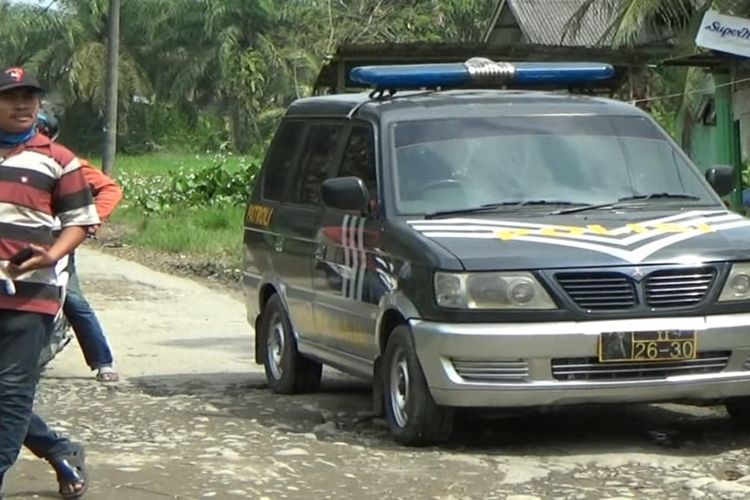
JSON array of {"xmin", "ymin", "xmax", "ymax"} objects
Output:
[{"xmin": 391, "ymin": 115, "xmax": 718, "ymax": 215}]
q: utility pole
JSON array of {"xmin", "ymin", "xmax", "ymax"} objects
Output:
[{"xmin": 102, "ymin": 0, "xmax": 120, "ymax": 175}]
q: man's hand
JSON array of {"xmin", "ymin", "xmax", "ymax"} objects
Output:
[{"xmin": 6, "ymin": 244, "xmax": 57, "ymax": 277}]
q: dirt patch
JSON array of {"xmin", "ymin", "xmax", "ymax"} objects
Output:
[
  {"xmin": 89, "ymin": 223, "xmax": 244, "ymax": 302},
  {"xmin": 83, "ymin": 276, "xmax": 173, "ymax": 301}
]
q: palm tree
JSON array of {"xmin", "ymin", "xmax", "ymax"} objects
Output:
[
  {"xmin": 565, "ymin": 0, "xmax": 750, "ymax": 48},
  {"xmin": 0, "ymin": 2, "xmax": 57, "ymax": 68},
  {"xmin": 17, "ymin": 0, "xmax": 159, "ymax": 150},
  {"xmin": 0, "ymin": 0, "xmax": 503, "ymax": 153},
  {"xmin": 32, "ymin": 0, "xmax": 152, "ymax": 107}
]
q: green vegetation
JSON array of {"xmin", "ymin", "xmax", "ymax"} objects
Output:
[
  {"xmin": 112, "ymin": 202, "xmax": 244, "ymax": 264},
  {"xmin": 106, "ymin": 150, "xmax": 257, "ymax": 266},
  {"xmin": 0, "ymin": 0, "xmax": 496, "ymax": 155},
  {"xmin": 98, "ymin": 151, "xmax": 253, "ymax": 178},
  {"xmin": 115, "ymin": 151, "xmax": 258, "ymax": 211}
]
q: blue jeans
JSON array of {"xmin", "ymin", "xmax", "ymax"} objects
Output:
[
  {"xmin": 63, "ymin": 253, "xmax": 113, "ymax": 370},
  {"xmin": 0, "ymin": 310, "xmax": 74, "ymax": 490}
]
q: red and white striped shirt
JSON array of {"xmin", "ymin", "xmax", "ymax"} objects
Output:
[{"xmin": 0, "ymin": 133, "xmax": 100, "ymax": 315}]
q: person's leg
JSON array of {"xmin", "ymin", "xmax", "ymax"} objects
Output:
[
  {"xmin": 17, "ymin": 312, "xmax": 89, "ymax": 498},
  {"xmin": 24, "ymin": 413, "xmax": 77, "ymax": 459},
  {"xmin": 63, "ymin": 257, "xmax": 116, "ymax": 380},
  {"xmin": 24, "ymin": 413, "xmax": 87, "ymax": 499},
  {"xmin": 0, "ymin": 310, "xmax": 47, "ymax": 491}
]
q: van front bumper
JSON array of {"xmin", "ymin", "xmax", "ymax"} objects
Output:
[{"xmin": 409, "ymin": 314, "xmax": 750, "ymax": 408}]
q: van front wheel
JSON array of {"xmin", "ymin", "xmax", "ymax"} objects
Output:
[
  {"xmin": 260, "ymin": 295, "xmax": 322, "ymax": 394},
  {"xmin": 383, "ymin": 326, "xmax": 453, "ymax": 446}
]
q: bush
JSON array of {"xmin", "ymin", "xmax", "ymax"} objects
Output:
[{"xmin": 118, "ymin": 148, "xmax": 261, "ymax": 213}]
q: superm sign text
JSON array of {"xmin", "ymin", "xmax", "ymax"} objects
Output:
[
  {"xmin": 705, "ymin": 20, "xmax": 750, "ymax": 39},
  {"xmin": 696, "ymin": 9, "xmax": 750, "ymax": 57}
]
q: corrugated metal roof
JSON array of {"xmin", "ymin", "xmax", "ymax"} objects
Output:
[{"xmin": 506, "ymin": 0, "xmax": 617, "ymax": 47}]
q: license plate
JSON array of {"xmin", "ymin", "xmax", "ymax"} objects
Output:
[{"xmin": 598, "ymin": 330, "xmax": 697, "ymax": 362}]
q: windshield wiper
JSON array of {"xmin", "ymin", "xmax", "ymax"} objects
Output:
[
  {"xmin": 425, "ymin": 200, "xmax": 582, "ymax": 219},
  {"xmin": 617, "ymin": 192, "xmax": 702, "ymax": 202},
  {"xmin": 551, "ymin": 192, "xmax": 703, "ymax": 216}
]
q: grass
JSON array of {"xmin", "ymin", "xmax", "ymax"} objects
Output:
[
  {"xmin": 104, "ymin": 150, "xmax": 252, "ymax": 267},
  {"xmin": 112, "ymin": 204, "xmax": 244, "ymax": 263},
  {"xmin": 90, "ymin": 150, "xmax": 256, "ymax": 177}
]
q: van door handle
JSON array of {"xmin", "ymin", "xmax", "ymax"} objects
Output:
[
  {"xmin": 314, "ymin": 244, "xmax": 325, "ymax": 260},
  {"xmin": 274, "ymin": 236, "xmax": 284, "ymax": 253}
]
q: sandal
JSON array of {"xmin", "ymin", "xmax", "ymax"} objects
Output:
[
  {"xmin": 96, "ymin": 367, "xmax": 119, "ymax": 383},
  {"xmin": 48, "ymin": 444, "xmax": 88, "ymax": 499}
]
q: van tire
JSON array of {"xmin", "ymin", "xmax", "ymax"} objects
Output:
[
  {"xmin": 383, "ymin": 326, "xmax": 453, "ymax": 446},
  {"xmin": 725, "ymin": 397, "xmax": 750, "ymax": 427},
  {"xmin": 260, "ymin": 295, "xmax": 322, "ymax": 394}
]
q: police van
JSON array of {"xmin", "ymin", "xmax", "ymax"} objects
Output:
[{"xmin": 242, "ymin": 59, "xmax": 750, "ymax": 445}]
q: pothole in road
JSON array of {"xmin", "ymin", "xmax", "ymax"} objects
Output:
[{"xmin": 80, "ymin": 276, "xmax": 173, "ymax": 301}]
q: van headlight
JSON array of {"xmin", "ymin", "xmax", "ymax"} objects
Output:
[
  {"xmin": 434, "ymin": 272, "xmax": 557, "ymax": 309},
  {"xmin": 719, "ymin": 263, "xmax": 750, "ymax": 302}
]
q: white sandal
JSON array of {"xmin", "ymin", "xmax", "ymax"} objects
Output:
[{"xmin": 96, "ymin": 366, "xmax": 119, "ymax": 383}]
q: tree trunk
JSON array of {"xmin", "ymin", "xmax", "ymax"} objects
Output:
[
  {"xmin": 102, "ymin": 0, "xmax": 120, "ymax": 175},
  {"xmin": 229, "ymin": 103, "xmax": 249, "ymax": 153}
]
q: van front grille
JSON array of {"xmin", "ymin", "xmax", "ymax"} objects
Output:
[
  {"xmin": 451, "ymin": 359, "xmax": 528, "ymax": 383},
  {"xmin": 556, "ymin": 272, "xmax": 636, "ymax": 310},
  {"xmin": 555, "ymin": 266, "xmax": 719, "ymax": 312},
  {"xmin": 644, "ymin": 268, "xmax": 716, "ymax": 308},
  {"xmin": 552, "ymin": 352, "xmax": 730, "ymax": 381}
]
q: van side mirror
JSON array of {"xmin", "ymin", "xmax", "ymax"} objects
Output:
[
  {"xmin": 705, "ymin": 165, "xmax": 735, "ymax": 197},
  {"xmin": 321, "ymin": 177, "xmax": 370, "ymax": 213}
]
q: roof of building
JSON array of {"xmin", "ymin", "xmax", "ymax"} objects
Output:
[{"xmin": 484, "ymin": 0, "xmax": 618, "ymax": 46}]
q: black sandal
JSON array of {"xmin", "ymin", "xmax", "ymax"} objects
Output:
[{"xmin": 48, "ymin": 444, "xmax": 88, "ymax": 499}]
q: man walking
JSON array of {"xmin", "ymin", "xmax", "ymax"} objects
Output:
[
  {"xmin": 36, "ymin": 112, "xmax": 123, "ymax": 382},
  {"xmin": 0, "ymin": 67, "xmax": 99, "ymax": 498}
]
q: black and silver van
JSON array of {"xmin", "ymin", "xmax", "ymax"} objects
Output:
[{"xmin": 243, "ymin": 61, "xmax": 750, "ymax": 445}]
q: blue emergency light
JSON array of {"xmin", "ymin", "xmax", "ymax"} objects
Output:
[{"xmin": 349, "ymin": 58, "xmax": 615, "ymax": 89}]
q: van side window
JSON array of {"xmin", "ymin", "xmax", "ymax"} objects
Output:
[
  {"xmin": 292, "ymin": 123, "xmax": 343, "ymax": 206},
  {"xmin": 262, "ymin": 120, "xmax": 305, "ymax": 201},
  {"xmin": 339, "ymin": 124, "xmax": 377, "ymax": 203}
]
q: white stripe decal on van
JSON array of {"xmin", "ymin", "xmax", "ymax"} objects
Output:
[
  {"xmin": 407, "ymin": 210, "xmax": 750, "ymax": 264},
  {"xmin": 337, "ymin": 215, "xmax": 368, "ymax": 301},
  {"xmin": 341, "ymin": 214, "xmax": 351, "ymax": 298},
  {"xmin": 348, "ymin": 215, "xmax": 359, "ymax": 300},
  {"xmin": 356, "ymin": 217, "xmax": 366, "ymax": 301}
]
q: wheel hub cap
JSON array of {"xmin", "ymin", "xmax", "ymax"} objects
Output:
[
  {"xmin": 389, "ymin": 348, "xmax": 410, "ymax": 428},
  {"xmin": 267, "ymin": 317, "xmax": 285, "ymax": 380}
]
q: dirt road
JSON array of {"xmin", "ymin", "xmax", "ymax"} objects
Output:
[{"xmin": 5, "ymin": 247, "xmax": 750, "ymax": 499}]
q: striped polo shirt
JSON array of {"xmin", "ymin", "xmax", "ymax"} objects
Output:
[{"xmin": 0, "ymin": 133, "xmax": 100, "ymax": 315}]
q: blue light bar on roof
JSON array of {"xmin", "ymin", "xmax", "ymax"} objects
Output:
[{"xmin": 349, "ymin": 58, "xmax": 615, "ymax": 89}]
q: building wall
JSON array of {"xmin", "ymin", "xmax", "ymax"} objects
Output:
[
  {"xmin": 679, "ymin": 69, "xmax": 746, "ymax": 209},
  {"xmin": 732, "ymin": 70, "xmax": 750, "ymax": 162},
  {"xmin": 681, "ymin": 114, "xmax": 719, "ymax": 172}
]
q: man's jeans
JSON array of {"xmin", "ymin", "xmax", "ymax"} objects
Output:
[
  {"xmin": 0, "ymin": 310, "xmax": 74, "ymax": 489},
  {"xmin": 63, "ymin": 253, "xmax": 113, "ymax": 370}
]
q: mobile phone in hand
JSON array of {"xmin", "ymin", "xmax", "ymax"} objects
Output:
[{"xmin": 9, "ymin": 247, "xmax": 34, "ymax": 266}]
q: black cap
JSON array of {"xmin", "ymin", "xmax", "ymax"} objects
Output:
[{"xmin": 0, "ymin": 67, "xmax": 44, "ymax": 94}]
